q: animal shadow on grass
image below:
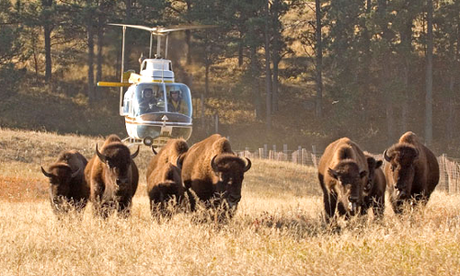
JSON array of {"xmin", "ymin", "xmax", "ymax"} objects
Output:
[{"xmin": 247, "ymin": 211, "xmax": 328, "ymax": 240}]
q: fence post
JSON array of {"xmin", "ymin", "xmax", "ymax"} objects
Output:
[
  {"xmin": 264, "ymin": 144, "xmax": 268, "ymax": 159},
  {"xmin": 298, "ymin": 146, "xmax": 302, "ymax": 164},
  {"xmin": 259, "ymin": 148, "xmax": 264, "ymax": 159},
  {"xmin": 283, "ymin": 144, "xmax": 288, "ymax": 161}
]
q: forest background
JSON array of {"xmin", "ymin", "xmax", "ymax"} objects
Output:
[{"xmin": 1, "ymin": 0, "xmax": 459, "ymax": 156}]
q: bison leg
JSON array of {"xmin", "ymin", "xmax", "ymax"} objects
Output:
[
  {"xmin": 94, "ymin": 202, "xmax": 114, "ymax": 219},
  {"xmin": 371, "ymin": 195, "xmax": 385, "ymax": 219},
  {"xmin": 117, "ymin": 200, "xmax": 132, "ymax": 218},
  {"xmin": 389, "ymin": 195, "xmax": 404, "ymax": 215},
  {"xmin": 186, "ymin": 188, "xmax": 197, "ymax": 212},
  {"xmin": 323, "ymin": 192, "xmax": 337, "ymax": 223}
]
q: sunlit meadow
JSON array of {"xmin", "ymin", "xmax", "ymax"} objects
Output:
[{"xmin": 1, "ymin": 128, "xmax": 459, "ymax": 275}]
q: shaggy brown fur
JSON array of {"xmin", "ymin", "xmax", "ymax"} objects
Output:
[
  {"xmin": 181, "ymin": 134, "xmax": 251, "ymax": 214},
  {"xmin": 317, "ymin": 137, "xmax": 368, "ymax": 221},
  {"xmin": 362, "ymin": 153, "xmax": 386, "ymax": 218},
  {"xmin": 146, "ymin": 139, "xmax": 188, "ymax": 217},
  {"xmin": 41, "ymin": 150, "xmax": 89, "ymax": 215},
  {"xmin": 85, "ymin": 134, "xmax": 139, "ymax": 218},
  {"xmin": 383, "ymin": 131, "xmax": 440, "ymax": 214}
]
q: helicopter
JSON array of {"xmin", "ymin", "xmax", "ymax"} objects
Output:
[{"xmin": 98, "ymin": 24, "xmax": 215, "ymax": 148}]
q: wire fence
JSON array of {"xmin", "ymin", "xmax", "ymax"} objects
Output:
[{"xmin": 236, "ymin": 147, "xmax": 460, "ymax": 194}]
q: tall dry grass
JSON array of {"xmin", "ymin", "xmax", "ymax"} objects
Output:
[{"xmin": 1, "ymin": 128, "xmax": 460, "ymax": 275}]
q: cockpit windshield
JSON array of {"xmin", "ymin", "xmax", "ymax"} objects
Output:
[
  {"xmin": 123, "ymin": 82, "xmax": 192, "ymax": 117},
  {"xmin": 133, "ymin": 83, "xmax": 166, "ymax": 115}
]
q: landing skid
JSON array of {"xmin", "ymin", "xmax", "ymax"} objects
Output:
[
  {"xmin": 122, "ymin": 137, "xmax": 143, "ymax": 147},
  {"xmin": 121, "ymin": 136, "xmax": 170, "ymax": 149}
]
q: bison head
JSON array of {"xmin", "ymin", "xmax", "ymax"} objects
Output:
[
  {"xmin": 41, "ymin": 164, "xmax": 80, "ymax": 211},
  {"xmin": 96, "ymin": 143, "xmax": 139, "ymax": 187},
  {"xmin": 384, "ymin": 146, "xmax": 419, "ymax": 200},
  {"xmin": 211, "ymin": 154, "xmax": 251, "ymax": 209},
  {"xmin": 364, "ymin": 156, "xmax": 383, "ymax": 195},
  {"xmin": 327, "ymin": 160, "xmax": 367, "ymax": 215}
]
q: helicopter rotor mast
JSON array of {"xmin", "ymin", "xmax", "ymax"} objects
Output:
[{"xmin": 109, "ymin": 23, "xmax": 216, "ymax": 59}]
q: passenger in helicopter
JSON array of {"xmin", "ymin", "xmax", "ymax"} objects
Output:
[
  {"xmin": 139, "ymin": 88, "xmax": 159, "ymax": 114},
  {"xmin": 168, "ymin": 89, "xmax": 188, "ymax": 114}
]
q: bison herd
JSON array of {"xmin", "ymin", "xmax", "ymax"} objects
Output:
[
  {"xmin": 41, "ymin": 133, "xmax": 251, "ymax": 220},
  {"xmin": 41, "ymin": 131, "xmax": 440, "ymax": 222}
]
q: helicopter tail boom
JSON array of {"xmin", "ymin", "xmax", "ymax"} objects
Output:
[{"xmin": 97, "ymin": 81, "xmax": 131, "ymax": 87}]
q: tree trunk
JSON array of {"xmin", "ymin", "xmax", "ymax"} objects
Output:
[
  {"xmin": 238, "ymin": 32, "xmax": 244, "ymax": 67},
  {"xmin": 44, "ymin": 25, "xmax": 52, "ymax": 82},
  {"xmin": 400, "ymin": 7, "xmax": 414, "ymax": 133},
  {"xmin": 185, "ymin": 0, "xmax": 192, "ymax": 65},
  {"xmin": 271, "ymin": 0, "xmax": 281, "ymax": 113},
  {"xmin": 123, "ymin": 0, "xmax": 132, "ymax": 70},
  {"xmin": 315, "ymin": 0, "xmax": 323, "ymax": 118},
  {"xmin": 42, "ymin": 0, "xmax": 53, "ymax": 83},
  {"xmin": 378, "ymin": 0, "xmax": 395, "ymax": 144},
  {"xmin": 425, "ymin": 0, "xmax": 433, "ymax": 145},
  {"xmin": 264, "ymin": 0, "xmax": 272, "ymax": 130},
  {"xmin": 87, "ymin": 22, "xmax": 95, "ymax": 103},
  {"xmin": 250, "ymin": 45, "xmax": 261, "ymax": 119},
  {"xmin": 96, "ymin": 23, "xmax": 104, "ymax": 83}
]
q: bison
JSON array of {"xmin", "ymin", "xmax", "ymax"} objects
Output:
[
  {"xmin": 146, "ymin": 139, "xmax": 188, "ymax": 218},
  {"xmin": 361, "ymin": 153, "xmax": 386, "ymax": 218},
  {"xmin": 318, "ymin": 137, "xmax": 368, "ymax": 221},
  {"xmin": 383, "ymin": 131, "xmax": 440, "ymax": 214},
  {"xmin": 181, "ymin": 134, "xmax": 251, "ymax": 217},
  {"xmin": 41, "ymin": 150, "xmax": 89, "ymax": 215},
  {"xmin": 85, "ymin": 134, "xmax": 140, "ymax": 218}
]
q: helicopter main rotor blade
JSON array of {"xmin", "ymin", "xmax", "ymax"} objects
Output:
[
  {"xmin": 108, "ymin": 23, "xmax": 217, "ymax": 35},
  {"xmin": 154, "ymin": 25, "xmax": 217, "ymax": 34},
  {"xmin": 108, "ymin": 23, "xmax": 159, "ymax": 33}
]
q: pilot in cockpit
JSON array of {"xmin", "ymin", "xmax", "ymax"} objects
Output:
[{"xmin": 139, "ymin": 88, "xmax": 159, "ymax": 114}]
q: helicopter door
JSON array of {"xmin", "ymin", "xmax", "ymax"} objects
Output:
[{"xmin": 122, "ymin": 87, "xmax": 134, "ymax": 116}]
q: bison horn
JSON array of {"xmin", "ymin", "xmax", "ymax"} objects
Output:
[
  {"xmin": 96, "ymin": 144, "xmax": 107, "ymax": 163},
  {"xmin": 327, "ymin": 168, "xmax": 339, "ymax": 180},
  {"xmin": 131, "ymin": 146, "xmax": 140, "ymax": 159},
  {"xmin": 151, "ymin": 146, "xmax": 157, "ymax": 155},
  {"xmin": 176, "ymin": 154, "xmax": 184, "ymax": 169},
  {"xmin": 41, "ymin": 166, "xmax": 53, "ymax": 178},
  {"xmin": 243, "ymin": 157, "xmax": 252, "ymax": 172},
  {"xmin": 383, "ymin": 149, "xmax": 391, "ymax": 162},
  {"xmin": 71, "ymin": 167, "xmax": 81, "ymax": 178},
  {"xmin": 211, "ymin": 155, "xmax": 219, "ymax": 172}
]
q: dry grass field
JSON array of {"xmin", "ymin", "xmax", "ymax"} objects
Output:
[{"xmin": 1, "ymin": 127, "xmax": 460, "ymax": 275}]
